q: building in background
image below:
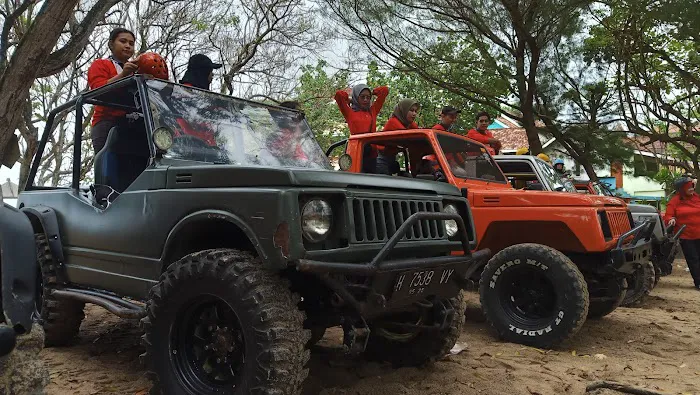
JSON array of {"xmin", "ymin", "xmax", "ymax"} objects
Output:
[{"xmin": 1, "ymin": 178, "xmax": 18, "ymax": 207}]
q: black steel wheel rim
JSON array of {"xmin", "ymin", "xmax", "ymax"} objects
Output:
[
  {"xmin": 497, "ymin": 266, "xmax": 558, "ymax": 327},
  {"xmin": 171, "ymin": 295, "xmax": 246, "ymax": 393}
]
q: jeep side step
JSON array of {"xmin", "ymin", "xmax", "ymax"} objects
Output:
[{"xmin": 51, "ymin": 288, "xmax": 146, "ymax": 319}]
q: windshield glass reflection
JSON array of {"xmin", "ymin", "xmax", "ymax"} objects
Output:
[{"xmin": 146, "ymin": 80, "xmax": 330, "ymax": 169}]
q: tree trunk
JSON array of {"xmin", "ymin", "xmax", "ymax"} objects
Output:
[{"xmin": 0, "ymin": 0, "xmax": 80, "ymax": 164}]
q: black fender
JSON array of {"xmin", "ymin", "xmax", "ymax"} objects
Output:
[
  {"xmin": 20, "ymin": 205, "xmax": 65, "ymax": 265},
  {"xmin": 160, "ymin": 210, "xmax": 268, "ymax": 269},
  {"xmin": 1, "ymin": 203, "xmax": 37, "ymax": 333}
]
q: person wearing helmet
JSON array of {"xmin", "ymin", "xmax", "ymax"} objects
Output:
[
  {"xmin": 665, "ymin": 176, "xmax": 700, "ymax": 289},
  {"xmin": 180, "ymin": 54, "xmax": 222, "ymax": 90},
  {"xmin": 87, "ymin": 27, "xmax": 139, "ymax": 152},
  {"xmin": 553, "ymin": 158, "xmax": 566, "ymax": 173},
  {"xmin": 516, "ymin": 147, "xmax": 530, "ymax": 155},
  {"xmin": 537, "ymin": 153, "xmax": 550, "ymax": 162}
]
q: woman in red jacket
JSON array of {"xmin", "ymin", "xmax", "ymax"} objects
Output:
[
  {"xmin": 334, "ymin": 84, "xmax": 389, "ymax": 135},
  {"xmin": 665, "ymin": 176, "xmax": 700, "ymax": 289},
  {"xmin": 375, "ymin": 99, "xmax": 420, "ymax": 174},
  {"xmin": 382, "ymin": 98, "xmax": 420, "ymax": 131},
  {"xmin": 87, "ymin": 27, "xmax": 139, "ymax": 152}
]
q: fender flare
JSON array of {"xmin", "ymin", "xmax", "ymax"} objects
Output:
[
  {"xmin": 1, "ymin": 203, "xmax": 37, "ymax": 332},
  {"xmin": 160, "ymin": 210, "xmax": 267, "ymax": 268},
  {"xmin": 21, "ymin": 205, "xmax": 65, "ymax": 264}
]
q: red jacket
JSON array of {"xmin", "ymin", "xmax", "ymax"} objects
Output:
[
  {"xmin": 664, "ymin": 193, "xmax": 700, "ymax": 240},
  {"xmin": 467, "ymin": 128, "xmax": 497, "ymax": 154},
  {"xmin": 87, "ymin": 58, "xmax": 127, "ymax": 126},
  {"xmin": 334, "ymin": 86, "xmax": 389, "ymax": 135},
  {"xmin": 432, "ymin": 123, "xmax": 447, "ymax": 131},
  {"xmin": 382, "ymin": 117, "xmax": 418, "ymax": 132}
]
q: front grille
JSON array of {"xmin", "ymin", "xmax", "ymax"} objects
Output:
[
  {"xmin": 606, "ymin": 211, "xmax": 632, "ymax": 238},
  {"xmin": 350, "ymin": 198, "xmax": 445, "ymax": 243}
]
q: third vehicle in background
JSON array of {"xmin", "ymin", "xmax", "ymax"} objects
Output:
[{"xmin": 573, "ymin": 178, "xmax": 685, "ymax": 293}]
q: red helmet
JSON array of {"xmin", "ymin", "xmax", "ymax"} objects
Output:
[{"xmin": 136, "ymin": 52, "xmax": 169, "ymax": 80}]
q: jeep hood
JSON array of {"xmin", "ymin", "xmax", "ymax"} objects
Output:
[
  {"xmin": 471, "ymin": 189, "xmax": 626, "ymax": 207},
  {"xmin": 165, "ymin": 165, "xmax": 461, "ymax": 196}
]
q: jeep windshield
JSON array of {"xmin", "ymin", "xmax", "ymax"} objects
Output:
[
  {"xmin": 535, "ymin": 159, "xmax": 576, "ymax": 192},
  {"xmin": 436, "ymin": 133, "xmax": 506, "ymax": 183},
  {"xmin": 146, "ymin": 80, "xmax": 330, "ymax": 169}
]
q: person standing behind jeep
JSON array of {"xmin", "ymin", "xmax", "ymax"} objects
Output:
[
  {"xmin": 87, "ymin": 27, "xmax": 139, "ymax": 152},
  {"xmin": 432, "ymin": 106, "xmax": 461, "ymax": 132},
  {"xmin": 467, "ymin": 111, "xmax": 501, "ymax": 154},
  {"xmin": 664, "ymin": 176, "xmax": 700, "ymax": 289},
  {"xmin": 334, "ymin": 84, "xmax": 389, "ymax": 135},
  {"xmin": 180, "ymin": 54, "xmax": 222, "ymax": 90}
]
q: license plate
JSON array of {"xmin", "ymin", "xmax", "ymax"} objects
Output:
[{"xmin": 391, "ymin": 268, "xmax": 456, "ymax": 300}]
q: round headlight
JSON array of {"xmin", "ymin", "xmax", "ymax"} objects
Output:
[
  {"xmin": 302, "ymin": 199, "xmax": 333, "ymax": 243},
  {"xmin": 338, "ymin": 154, "xmax": 352, "ymax": 171},
  {"xmin": 442, "ymin": 204, "xmax": 459, "ymax": 237},
  {"xmin": 153, "ymin": 127, "xmax": 174, "ymax": 151}
]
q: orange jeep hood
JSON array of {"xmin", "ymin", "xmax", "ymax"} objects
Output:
[{"xmin": 471, "ymin": 189, "xmax": 626, "ymax": 207}]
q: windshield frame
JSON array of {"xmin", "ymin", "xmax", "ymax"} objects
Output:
[
  {"xmin": 535, "ymin": 159, "xmax": 571, "ymax": 192},
  {"xmin": 145, "ymin": 79, "xmax": 331, "ymax": 170},
  {"xmin": 435, "ymin": 132, "xmax": 508, "ymax": 184}
]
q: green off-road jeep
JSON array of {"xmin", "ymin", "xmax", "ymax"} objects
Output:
[{"xmin": 16, "ymin": 76, "xmax": 490, "ymax": 394}]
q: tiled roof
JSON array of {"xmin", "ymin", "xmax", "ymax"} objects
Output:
[
  {"xmin": 1, "ymin": 178, "xmax": 18, "ymax": 198},
  {"xmin": 490, "ymin": 128, "xmax": 531, "ymax": 151}
]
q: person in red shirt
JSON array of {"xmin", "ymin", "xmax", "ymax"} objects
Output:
[
  {"xmin": 382, "ymin": 98, "xmax": 420, "ymax": 131},
  {"xmin": 664, "ymin": 176, "xmax": 700, "ymax": 289},
  {"xmin": 466, "ymin": 111, "xmax": 501, "ymax": 154},
  {"xmin": 334, "ymin": 84, "xmax": 389, "ymax": 135},
  {"xmin": 432, "ymin": 106, "xmax": 461, "ymax": 132},
  {"xmin": 180, "ymin": 54, "xmax": 222, "ymax": 90},
  {"xmin": 87, "ymin": 28, "xmax": 139, "ymax": 152}
]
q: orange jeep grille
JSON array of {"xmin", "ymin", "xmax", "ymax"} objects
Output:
[{"xmin": 606, "ymin": 211, "xmax": 631, "ymax": 238}]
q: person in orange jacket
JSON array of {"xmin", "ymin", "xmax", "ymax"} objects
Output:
[
  {"xmin": 180, "ymin": 54, "xmax": 222, "ymax": 90},
  {"xmin": 334, "ymin": 84, "xmax": 389, "ymax": 135},
  {"xmin": 467, "ymin": 111, "xmax": 501, "ymax": 154},
  {"xmin": 665, "ymin": 176, "xmax": 700, "ymax": 289},
  {"xmin": 432, "ymin": 106, "xmax": 461, "ymax": 132},
  {"xmin": 87, "ymin": 27, "xmax": 139, "ymax": 152},
  {"xmin": 335, "ymin": 84, "xmax": 389, "ymax": 173},
  {"xmin": 375, "ymin": 99, "xmax": 420, "ymax": 174}
]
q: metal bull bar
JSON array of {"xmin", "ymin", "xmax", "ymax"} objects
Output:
[{"xmin": 297, "ymin": 211, "xmax": 490, "ymax": 276}]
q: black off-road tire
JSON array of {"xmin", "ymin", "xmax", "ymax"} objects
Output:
[
  {"xmin": 35, "ymin": 233, "xmax": 85, "ymax": 347},
  {"xmin": 622, "ymin": 261, "xmax": 655, "ymax": 306},
  {"xmin": 363, "ymin": 292, "xmax": 467, "ymax": 367},
  {"xmin": 479, "ymin": 244, "xmax": 589, "ymax": 349},
  {"xmin": 587, "ymin": 277, "xmax": 627, "ymax": 319},
  {"xmin": 141, "ymin": 249, "xmax": 310, "ymax": 395}
]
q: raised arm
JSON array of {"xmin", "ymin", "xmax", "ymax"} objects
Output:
[
  {"xmin": 334, "ymin": 89, "xmax": 353, "ymax": 121},
  {"xmin": 370, "ymin": 85, "xmax": 389, "ymax": 116}
]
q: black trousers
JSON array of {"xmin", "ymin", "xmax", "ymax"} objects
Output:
[
  {"xmin": 91, "ymin": 120, "xmax": 118, "ymax": 153},
  {"xmin": 679, "ymin": 238, "xmax": 700, "ymax": 287}
]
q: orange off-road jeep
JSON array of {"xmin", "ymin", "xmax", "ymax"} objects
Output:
[{"xmin": 328, "ymin": 129, "xmax": 654, "ymax": 348}]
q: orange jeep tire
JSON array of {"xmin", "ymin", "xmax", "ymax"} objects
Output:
[{"xmin": 479, "ymin": 244, "xmax": 589, "ymax": 348}]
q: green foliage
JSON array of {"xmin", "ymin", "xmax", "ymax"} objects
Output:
[{"xmin": 292, "ymin": 61, "xmax": 350, "ymax": 151}]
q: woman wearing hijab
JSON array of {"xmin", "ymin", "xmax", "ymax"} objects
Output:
[
  {"xmin": 180, "ymin": 54, "xmax": 222, "ymax": 90},
  {"xmin": 665, "ymin": 176, "xmax": 700, "ymax": 289},
  {"xmin": 374, "ymin": 99, "xmax": 421, "ymax": 174},
  {"xmin": 334, "ymin": 84, "xmax": 389, "ymax": 135}
]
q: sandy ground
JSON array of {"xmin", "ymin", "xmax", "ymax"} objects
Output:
[{"xmin": 42, "ymin": 260, "xmax": 700, "ymax": 395}]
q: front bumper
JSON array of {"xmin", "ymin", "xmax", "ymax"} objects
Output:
[
  {"xmin": 610, "ymin": 220, "xmax": 654, "ymax": 274},
  {"xmin": 296, "ymin": 211, "xmax": 491, "ymax": 317}
]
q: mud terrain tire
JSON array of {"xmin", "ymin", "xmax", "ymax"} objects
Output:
[
  {"xmin": 587, "ymin": 277, "xmax": 626, "ymax": 319},
  {"xmin": 35, "ymin": 234, "xmax": 85, "ymax": 347},
  {"xmin": 142, "ymin": 249, "xmax": 310, "ymax": 395},
  {"xmin": 479, "ymin": 244, "xmax": 589, "ymax": 348},
  {"xmin": 364, "ymin": 292, "xmax": 467, "ymax": 367},
  {"xmin": 622, "ymin": 262, "xmax": 655, "ymax": 306}
]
